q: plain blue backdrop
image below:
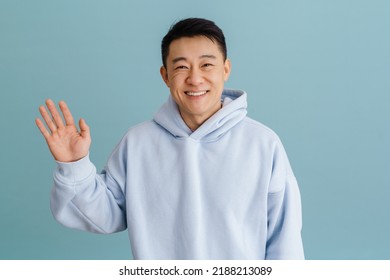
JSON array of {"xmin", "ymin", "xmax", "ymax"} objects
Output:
[{"xmin": 1, "ymin": 0, "xmax": 389, "ymax": 259}]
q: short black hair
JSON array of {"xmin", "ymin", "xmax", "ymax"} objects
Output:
[{"xmin": 161, "ymin": 18, "xmax": 227, "ymax": 68}]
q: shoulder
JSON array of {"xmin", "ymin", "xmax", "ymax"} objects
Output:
[
  {"xmin": 124, "ymin": 120, "xmax": 159, "ymax": 135},
  {"xmin": 239, "ymin": 116, "xmax": 282, "ymax": 145},
  {"xmin": 114, "ymin": 120, "xmax": 162, "ymax": 147},
  {"xmin": 108, "ymin": 120, "xmax": 162, "ymax": 157}
]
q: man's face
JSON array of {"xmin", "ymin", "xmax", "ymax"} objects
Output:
[{"xmin": 160, "ymin": 36, "xmax": 231, "ymax": 130}]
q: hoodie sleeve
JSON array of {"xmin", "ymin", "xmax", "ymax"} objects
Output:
[
  {"xmin": 265, "ymin": 140, "xmax": 305, "ymax": 259},
  {"xmin": 50, "ymin": 141, "xmax": 128, "ymax": 234}
]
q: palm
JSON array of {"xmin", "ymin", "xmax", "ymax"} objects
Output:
[
  {"xmin": 36, "ymin": 100, "xmax": 91, "ymax": 162},
  {"xmin": 47, "ymin": 124, "xmax": 90, "ymax": 162}
]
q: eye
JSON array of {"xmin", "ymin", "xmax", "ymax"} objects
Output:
[
  {"xmin": 202, "ymin": 63, "xmax": 214, "ymax": 68},
  {"xmin": 175, "ymin": 65, "xmax": 188, "ymax": 70}
]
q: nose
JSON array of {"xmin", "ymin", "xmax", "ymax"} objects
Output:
[{"xmin": 186, "ymin": 68, "xmax": 203, "ymax": 86}]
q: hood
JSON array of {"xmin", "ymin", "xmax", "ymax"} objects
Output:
[{"xmin": 153, "ymin": 89, "xmax": 247, "ymax": 141}]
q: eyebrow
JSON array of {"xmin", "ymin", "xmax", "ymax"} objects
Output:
[{"xmin": 172, "ymin": 54, "xmax": 217, "ymax": 64}]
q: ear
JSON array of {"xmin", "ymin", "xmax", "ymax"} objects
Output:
[
  {"xmin": 223, "ymin": 58, "xmax": 232, "ymax": 81},
  {"xmin": 160, "ymin": 66, "xmax": 170, "ymax": 88}
]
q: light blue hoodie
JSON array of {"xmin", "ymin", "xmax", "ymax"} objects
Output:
[{"xmin": 51, "ymin": 89, "xmax": 304, "ymax": 259}]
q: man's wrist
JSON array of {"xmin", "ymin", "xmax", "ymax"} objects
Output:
[{"xmin": 55, "ymin": 153, "xmax": 95, "ymax": 182}]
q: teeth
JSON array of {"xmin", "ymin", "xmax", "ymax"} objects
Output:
[{"xmin": 185, "ymin": 90, "xmax": 208, "ymax": 96}]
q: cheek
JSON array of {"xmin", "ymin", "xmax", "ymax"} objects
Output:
[
  {"xmin": 208, "ymin": 71, "xmax": 226, "ymax": 85},
  {"xmin": 170, "ymin": 73, "xmax": 186, "ymax": 86}
]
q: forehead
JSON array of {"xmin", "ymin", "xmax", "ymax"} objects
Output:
[{"xmin": 168, "ymin": 36, "xmax": 223, "ymax": 60}]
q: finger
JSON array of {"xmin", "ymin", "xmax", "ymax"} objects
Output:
[
  {"xmin": 79, "ymin": 118, "xmax": 90, "ymax": 139},
  {"xmin": 39, "ymin": 105, "xmax": 58, "ymax": 133},
  {"xmin": 45, "ymin": 99, "xmax": 65, "ymax": 129},
  {"xmin": 35, "ymin": 118, "xmax": 51, "ymax": 140},
  {"xmin": 59, "ymin": 100, "xmax": 75, "ymax": 126}
]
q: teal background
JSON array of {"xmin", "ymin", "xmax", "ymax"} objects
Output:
[{"xmin": 1, "ymin": 0, "xmax": 389, "ymax": 259}]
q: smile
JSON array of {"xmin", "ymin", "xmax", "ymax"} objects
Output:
[{"xmin": 184, "ymin": 90, "xmax": 209, "ymax": 96}]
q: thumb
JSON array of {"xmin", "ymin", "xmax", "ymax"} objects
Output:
[{"xmin": 79, "ymin": 118, "xmax": 90, "ymax": 139}]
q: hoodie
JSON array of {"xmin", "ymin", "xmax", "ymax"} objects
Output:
[{"xmin": 51, "ymin": 89, "xmax": 304, "ymax": 259}]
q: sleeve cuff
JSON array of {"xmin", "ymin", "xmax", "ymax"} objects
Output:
[{"xmin": 55, "ymin": 154, "xmax": 95, "ymax": 183}]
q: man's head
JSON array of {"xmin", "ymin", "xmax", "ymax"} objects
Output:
[
  {"xmin": 160, "ymin": 18, "xmax": 231, "ymax": 131},
  {"xmin": 161, "ymin": 18, "xmax": 227, "ymax": 68}
]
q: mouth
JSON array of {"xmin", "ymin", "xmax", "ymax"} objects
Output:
[{"xmin": 184, "ymin": 90, "xmax": 209, "ymax": 97}]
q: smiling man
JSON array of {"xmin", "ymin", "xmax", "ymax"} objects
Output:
[
  {"xmin": 160, "ymin": 35, "xmax": 231, "ymax": 131},
  {"xmin": 36, "ymin": 18, "xmax": 304, "ymax": 259}
]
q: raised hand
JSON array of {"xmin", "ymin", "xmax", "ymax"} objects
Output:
[{"xmin": 35, "ymin": 99, "xmax": 91, "ymax": 162}]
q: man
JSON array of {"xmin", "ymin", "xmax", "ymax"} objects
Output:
[{"xmin": 36, "ymin": 18, "xmax": 304, "ymax": 259}]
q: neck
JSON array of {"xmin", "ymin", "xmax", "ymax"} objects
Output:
[
  {"xmin": 180, "ymin": 103, "xmax": 223, "ymax": 132},
  {"xmin": 182, "ymin": 115, "xmax": 205, "ymax": 132}
]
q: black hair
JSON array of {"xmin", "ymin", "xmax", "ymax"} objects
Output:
[{"xmin": 161, "ymin": 18, "xmax": 227, "ymax": 68}]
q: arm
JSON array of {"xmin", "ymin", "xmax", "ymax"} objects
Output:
[
  {"xmin": 36, "ymin": 100, "xmax": 126, "ymax": 233},
  {"xmin": 51, "ymin": 154, "xmax": 127, "ymax": 233},
  {"xmin": 265, "ymin": 140, "xmax": 305, "ymax": 260}
]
